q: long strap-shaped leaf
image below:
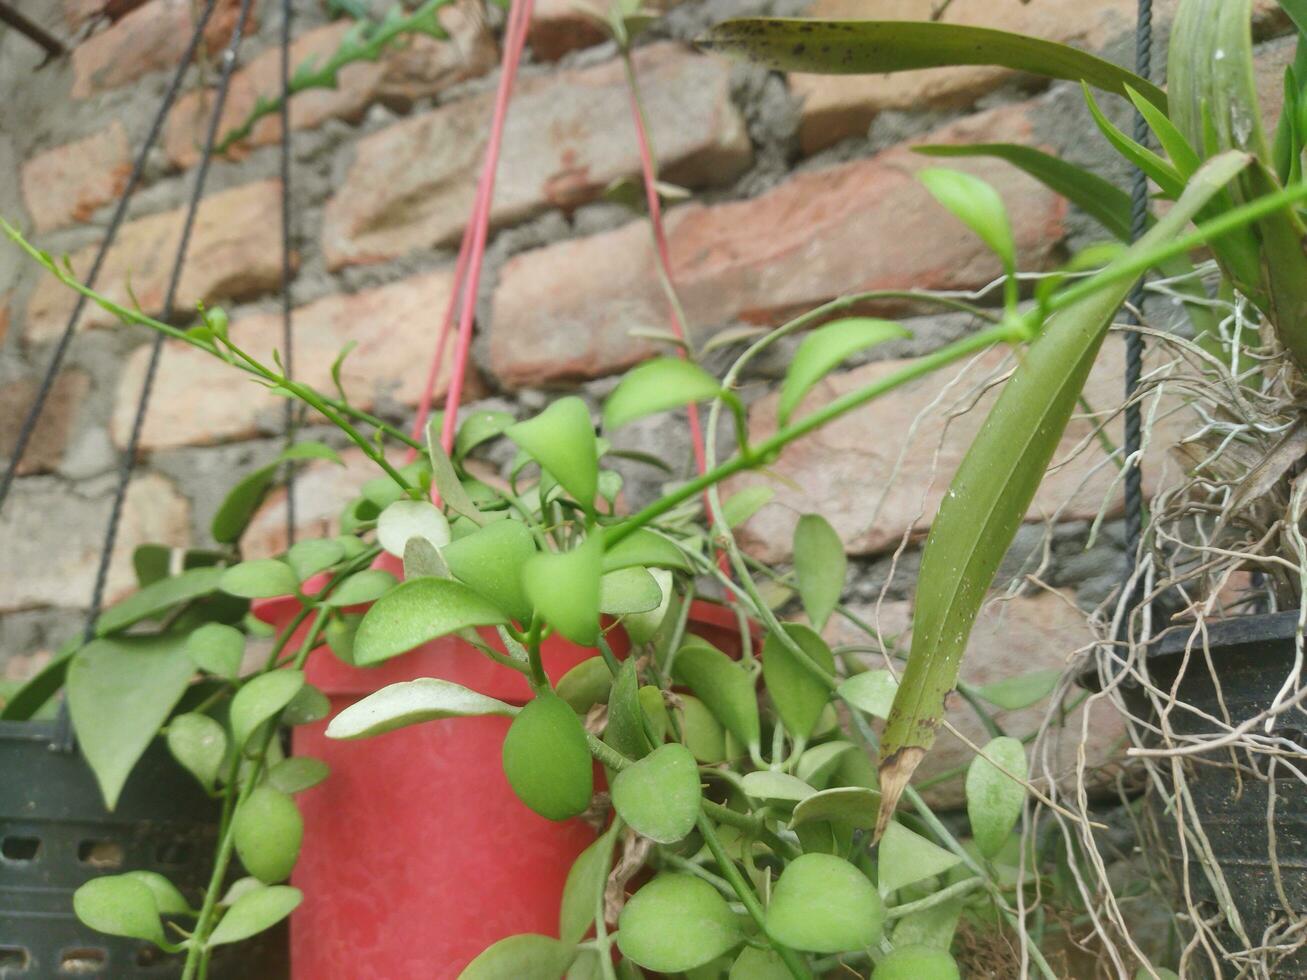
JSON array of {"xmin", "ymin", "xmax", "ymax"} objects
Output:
[
  {"xmin": 699, "ymin": 19, "xmax": 1167, "ymax": 110},
  {"xmin": 874, "ymin": 151, "xmax": 1253, "ymax": 838}
]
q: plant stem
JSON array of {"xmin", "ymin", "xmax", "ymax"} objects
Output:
[{"xmin": 884, "ymin": 876, "xmax": 985, "ymax": 919}]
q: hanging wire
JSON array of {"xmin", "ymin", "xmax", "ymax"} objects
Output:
[
  {"xmin": 1121, "ymin": 0, "xmax": 1153, "ymax": 623},
  {"xmin": 0, "ymin": 0, "xmax": 220, "ymax": 519},
  {"xmin": 52, "ymin": 0, "xmax": 258, "ymax": 751},
  {"xmin": 279, "ymin": 0, "xmax": 296, "ymax": 545}
]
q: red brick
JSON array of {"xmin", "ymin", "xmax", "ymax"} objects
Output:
[
  {"xmin": 489, "ymin": 101, "xmax": 1065, "ymax": 388},
  {"xmin": 322, "ymin": 42, "xmax": 750, "ymax": 269},
  {"xmin": 25, "ymin": 180, "xmax": 286, "ymax": 344},
  {"xmin": 0, "ymin": 371, "xmax": 91, "ymax": 476},
  {"xmin": 111, "ymin": 269, "xmax": 481, "ymax": 451},
  {"xmin": 72, "ymin": 0, "xmax": 258, "ymax": 99},
  {"xmin": 528, "ymin": 0, "xmax": 685, "ymax": 60},
  {"xmin": 164, "ymin": 7, "xmax": 495, "ymax": 169},
  {"xmin": 790, "ymin": 0, "xmax": 1136, "ymax": 154},
  {"xmin": 20, "ymin": 123, "xmax": 131, "ymax": 233},
  {"xmin": 0, "ymin": 294, "xmax": 10, "ymax": 346},
  {"xmin": 0, "ymin": 473, "xmax": 190, "ymax": 613},
  {"xmin": 723, "ymin": 336, "xmax": 1190, "ymax": 563},
  {"xmin": 825, "ymin": 595, "xmax": 1123, "ymax": 808}
]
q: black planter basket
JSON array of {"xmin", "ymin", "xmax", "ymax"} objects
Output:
[
  {"xmin": 1094, "ymin": 612, "xmax": 1307, "ymax": 974},
  {"xmin": 0, "ymin": 719, "xmax": 286, "ymax": 978}
]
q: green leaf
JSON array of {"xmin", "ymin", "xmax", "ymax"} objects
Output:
[
  {"xmin": 741, "ymin": 770, "xmax": 816, "ymax": 801},
  {"xmin": 677, "ymin": 694, "xmax": 727, "ymax": 763},
  {"xmin": 602, "ymin": 358, "xmax": 723, "ymax": 429},
  {"xmin": 1, "ymin": 644, "xmax": 73, "ymax": 720},
  {"xmin": 914, "ymin": 143, "xmax": 1134, "ymax": 240},
  {"xmin": 212, "ymin": 463, "xmax": 278, "ymax": 544},
  {"xmin": 522, "ymin": 535, "xmax": 602, "ymax": 646},
  {"xmin": 505, "ymin": 397, "xmax": 598, "ymax": 508},
  {"xmin": 762, "ymin": 623, "xmax": 833, "ymax": 740},
  {"xmin": 721, "ymin": 485, "xmax": 773, "ymax": 528},
  {"xmin": 878, "ymin": 150, "xmax": 1253, "ymax": 829},
  {"xmin": 791, "ymin": 786, "xmax": 880, "ymax": 830},
  {"xmin": 326, "ymin": 678, "xmax": 517, "ymax": 739},
  {"xmin": 208, "ymin": 885, "xmax": 302, "ymax": 947},
  {"xmin": 503, "ymin": 694, "xmax": 593, "ymax": 821},
  {"xmin": 601, "ymin": 528, "xmax": 692, "ymax": 572},
  {"xmin": 221, "ymin": 559, "xmax": 299, "ymax": 599},
  {"xmin": 322, "ymin": 569, "xmax": 396, "ymax": 607},
  {"xmin": 73, "ymin": 876, "xmax": 166, "ymax": 945},
  {"xmin": 599, "ymin": 567, "xmax": 662, "ymax": 615},
  {"xmin": 791, "ymin": 514, "xmax": 845, "ymax": 630},
  {"xmin": 166, "ymin": 712, "xmax": 227, "ymax": 791},
  {"xmin": 671, "ymin": 640, "xmax": 760, "ymax": 748},
  {"xmin": 556, "ymin": 657, "xmax": 613, "ymax": 714},
  {"xmin": 133, "ymin": 543, "xmax": 171, "ymax": 587},
  {"xmin": 95, "ymin": 566, "xmax": 225, "ymax": 636},
  {"xmin": 766, "ymin": 853, "xmax": 884, "ymax": 953},
  {"xmin": 966, "ymin": 736, "xmax": 1028, "ymax": 858},
  {"xmin": 605, "ymin": 658, "xmax": 653, "ymax": 760},
  {"xmin": 973, "ymin": 668, "xmax": 1061, "ymax": 710},
  {"xmin": 68, "ymin": 635, "xmax": 197, "ymax": 810},
  {"xmin": 1125, "ymin": 85, "xmax": 1202, "ymax": 179},
  {"xmin": 617, "ymin": 874, "xmax": 741, "ymax": 972},
  {"xmin": 1082, "ymin": 84, "xmax": 1186, "ymax": 198},
  {"xmin": 873, "ymin": 945, "xmax": 961, "ymax": 980},
  {"xmin": 778, "ymin": 318, "xmax": 908, "ymax": 424},
  {"xmin": 280, "ymin": 440, "xmax": 343, "ymax": 465},
  {"xmin": 442, "ymin": 518, "xmax": 537, "ymax": 624},
  {"xmin": 877, "ymin": 822, "xmax": 962, "ymax": 895},
  {"xmin": 377, "ymin": 500, "xmax": 451, "ymax": 557},
  {"xmin": 623, "ymin": 567, "xmax": 673, "ymax": 644},
  {"xmin": 560, "ymin": 826, "xmax": 617, "ymax": 945},
  {"xmin": 612, "ymin": 743, "xmax": 701, "ymax": 843},
  {"xmin": 186, "ymin": 623, "xmax": 245, "ymax": 680},
  {"xmin": 701, "ymin": 18, "xmax": 1167, "ymax": 108},
  {"xmin": 230, "ymin": 670, "xmax": 304, "ymax": 750},
  {"xmin": 122, "ymin": 871, "xmax": 191, "ymax": 916},
  {"xmin": 730, "ymin": 947, "xmax": 791, "ymax": 980},
  {"xmin": 1132, "ymin": 969, "xmax": 1180, "ymax": 980},
  {"xmin": 268, "ymin": 757, "xmax": 330, "ymax": 794},
  {"xmin": 282, "ymin": 684, "xmax": 330, "ymax": 725},
  {"xmin": 455, "ymin": 409, "xmax": 517, "ymax": 459},
  {"xmin": 353, "ymin": 577, "xmax": 509, "ymax": 665},
  {"xmin": 918, "ymin": 169, "xmax": 1016, "ymax": 272},
  {"xmin": 795, "ymin": 740, "xmax": 857, "ymax": 787},
  {"xmin": 233, "ymin": 786, "xmax": 303, "ymax": 884},
  {"xmin": 838, "ymin": 669, "xmax": 899, "ymax": 720},
  {"xmin": 285, "ymin": 539, "xmax": 345, "ymax": 581},
  {"xmin": 460, "ymin": 934, "xmax": 576, "ymax": 980}
]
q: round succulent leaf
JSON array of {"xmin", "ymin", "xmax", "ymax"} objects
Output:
[
  {"xmin": 729, "ymin": 946, "xmax": 791, "ymax": 980},
  {"xmin": 872, "ymin": 944, "xmax": 961, "ymax": 980},
  {"xmin": 460, "ymin": 934, "xmax": 576, "ymax": 979},
  {"xmin": 281, "ymin": 684, "xmax": 330, "ymax": 726},
  {"xmin": 671, "ymin": 640, "xmax": 760, "ymax": 748},
  {"xmin": 602, "ymin": 357, "xmax": 723, "ymax": 430},
  {"xmin": 838, "ymin": 669, "xmax": 899, "ymax": 720},
  {"xmin": 231, "ymin": 670, "xmax": 304, "ymax": 750},
  {"xmin": 612, "ymin": 743, "xmax": 701, "ymax": 843},
  {"xmin": 778, "ymin": 318, "xmax": 910, "ymax": 425},
  {"xmin": 95, "ymin": 566, "xmax": 225, "ymax": 636},
  {"xmin": 623, "ymin": 568, "xmax": 673, "ymax": 644},
  {"xmin": 877, "ymin": 822, "xmax": 963, "ymax": 896},
  {"xmin": 327, "ymin": 678, "xmax": 517, "ymax": 739},
  {"xmin": 790, "ymin": 786, "xmax": 880, "ymax": 830},
  {"xmin": 965, "ymin": 735, "xmax": 1028, "ymax": 858},
  {"xmin": 555, "ymin": 657, "xmax": 613, "ymax": 714},
  {"xmin": 522, "ymin": 536, "xmax": 602, "ymax": 646},
  {"xmin": 792, "ymin": 514, "xmax": 846, "ymax": 630},
  {"xmin": 322, "ymin": 569, "xmax": 396, "ymax": 607},
  {"xmin": 268, "ymin": 757, "xmax": 330, "ymax": 794},
  {"xmin": 601, "ymin": 528, "xmax": 692, "ymax": 573},
  {"xmin": 677, "ymin": 694, "xmax": 727, "ymax": 763},
  {"xmin": 505, "ymin": 396, "xmax": 598, "ymax": 508},
  {"xmin": 233, "ymin": 786, "xmax": 303, "ymax": 884},
  {"xmin": 166, "ymin": 712, "xmax": 227, "ymax": 791},
  {"xmin": 122, "ymin": 871, "xmax": 191, "ymax": 916},
  {"xmin": 637, "ymin": 685, "xmax": 669, "ymax": 744},
  {"xmin": 377, "ymin": 499, "xmax": 452, "ymax": 558},
  {"xmin": 352, "ymin": 577, "xmax": 509, "ymax": 666},
  {"xmin": 73, "ymin": 876, "xmax": 166, "ymax": 945},
  {"xmin": 442, "ymin": 518, "xmax": 537, "ymax": 624},
  {"xmin": 560, "ymin": 826, "xmax": 617, "ymax": 945},
  {"xmin": 761, "ymin": 623, "xmax": 834, "ymax": 740},
  {"xmin": 795, "ymin": 740, "xmax": 857, "ymax": 787},
  {"xmin": 503, "ymin": 694, "xmax": 594, "ymax": 821},
  {"xmin": 208, "ymin": 885, "xmax": 302, "ymax": 947},
  {"xmin": 766, "ymin": 853, "xmax": 884, "ymax": 953},
  {"xmin": 221, "ymin": 560, "xmax": 299, "ymax": 599},
  {"xmin": 972, "ymin": 668, "xmax": 1061, "ymax": 710},
  {"xmin": 741, "ymin": 770, "xmax": 816, "ymax": 802},
  {"xmin": 186, "ymin": 622, "xmax": 244, "ymax": 679},
  {"xmin": 616, "ymin": 874, "xmax": 741, "ymax": 972},
  {"xmin": 598, "ymin": 567, "xmax": 662, "ymax": 615},
  {"xmin": 285, "ymin": 538, "xmax": 345, "ymax": 581}
]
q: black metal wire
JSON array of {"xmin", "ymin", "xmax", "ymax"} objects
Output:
[
  {"xmin": 53, "ymin": 0, "xmax": 258, "ymax": 751},
  {"xmin": 0, "ymin": 0, "xmax": 219, "ymax": 519},
  {"xmin": 1121, "ymin": 0, "xmax": 1153, "ymax": 621},
  {"xmin": 279, "ymin": 0, "xmax": 296, "ymax": 546}
]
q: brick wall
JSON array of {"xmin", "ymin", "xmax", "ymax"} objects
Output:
[{"xmin": 0, "ymin": 1, "xmax": 1295, "ymax": 756}]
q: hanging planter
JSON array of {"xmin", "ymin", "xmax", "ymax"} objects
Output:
[{"xmin": 0, "ymin": 721, "xmax": 285, "ymax": 978}]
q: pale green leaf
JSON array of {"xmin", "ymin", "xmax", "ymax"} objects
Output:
[
  {"xmin": 522, "ymin": 536, "xmax": 602, "ymax": 646},
  {"xmin": 766, "ymin": 853, "xmax": 884, "ymax": 953},
  {"xmin": 268, "ymin": 757, "xmax": 330, "ymax": 794},
  {"xmin": 187, "ymin": 623, "xmax": 244, "ymax": 679},
  {"xmin": 443, "ymin": 518, "xmax": 537, "ymax": 624},
  {"xmin": 617, "ymin": 874, "xmax": 741, "ymax": 973},
  {"xmin": 762, "ymin": 623, "xmax": 833, "ymax": 740},
  {"xmin": 721, "ymin": 485, "xmax": 773, "ymax": 528},
  {"xmin": 790, "ymin": 786, "xmax": 880, "ymax": 830},
  {"xmin": 122, "ymin": 871, "xmax": 191, "ymax": 916},
  {"xmin": 166, "ymin": 712, "xmax": 227, "ymax": 791},
  {"xmin": 353, "ymin": 577, "xmax": 509, "ymax": 665},
  {"xmin": 918, "ymin": 169, "xmax": 1015, "ymax": 271},
  {"xmin": 793, "ymin": 514, "xmax": 844, "ymax": 630},
  {"xmin": 602, "ymin": 357, "xmax": 723, "ymax": 429},
  {"xmin": 741, "ymin": 770, "xmax": 815, "ymax": 802},
  {"xmin": 208, "ymin": 885, "xmax": 302, "ymax": 947},
  {"xmin": 877, "ymin": 822, "xmax": 962, "ymax": 895},
  {"xmin": 612, "ymin": 743, "xmax": 701, "ymax": 843},
  {"xmin": 838, "ymin": 670, "xmax": 899, "ymax": 720},
  {"xmin": 286, "ymin": 538, "xmax": 345, "ymax": 581},
  {"xmin": 73, "ymin": 876, "xmax": 166, "ymax": 945},
  {"xmin": 973, "ymin": 668, "xmax": 1061, "ymax": 710},
  {"xmin": 212, "ymin": 464, "xmax": 278, "ymax": 544},
  {"xmin": 671, "ymin": 640, "xmax": 760, "ymax": 747},
  {"xmin": 377, "ymin": 499, "xmax": 451, "ymax": 557},
  {"xmin": 95, "ymin": 566, "xmax": 225, "ymax": 636},
  {"xmin": 220, "ymin": 560, "xmax": 299, "ymax": 599},
  {"xmin": 873, "ymin": 945, "xmax": 961, "ymax": 979},
  {"xmin": 326, "ymin": 678, "xmax": 517, "ymax": 739},
  {"xmin": 233, "ymin": 786, "xmax": 303, "ymax": 884},
  {"xmin": 503, "ymin": 694, "xmax": 593, "ymax": 820},
  {"xmin": 555, "ymin": 657, "xmax": 613, "ymax": 714},
  {"xmin": 505, "ymin": 397, "xmax": 598, "ymax": 508},
  {"xmin": 779, "ymin": 318, "xmax": 908, "ymax": 424},
  {"xmin": 965, "ymin": 736, "xmax": 1028, "ymax": 858},
  {"xmin": 460, "ymin": 934, "xmax": 576, "ymax": 980},
  {"xmin": 560, "ymin": 826, "xmax": 617, "ymax": 945},
  {"xmin": 601, "ymin": 528, "xmax": 692, "ymax": 572},
  {"xmin": 230, "ymin": 670, "xmax": 304, "ymax": 749},
  {"xmin": 599, "ymin": 566, "xmax": 662, "ymax": 615}
]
